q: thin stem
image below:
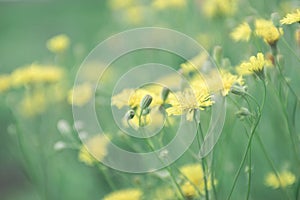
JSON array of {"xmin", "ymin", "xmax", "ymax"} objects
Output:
[
  {"xmin": 281, "ymin": 37, "xmax": 300, "ymax": 63},
  {"xmin": 246, "ymin": 145, "xmax": 251, "ymax": 200},
  {"xmin": 98, "ymin": 164, "xmax": 117, "ymax": 191}
]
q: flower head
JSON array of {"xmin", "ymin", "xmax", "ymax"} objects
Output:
[
  {"xmin": 265, "ymin": 171, "xmax": 296, "ymax": 189},
  {"xmin": 230, "ymin": 22, "xmax": 252, "ymax": 42},
  {"xmin": 103, "ymin": 188, "xmax": 143, "ymax": 200},
  {"xmin": 68, "ymin": 83, "xmax": 93, "ymax": 106},
  {"xmin": 236, "ymin": 53, "xmax": 268, "ymax": 78},
  {"xmin": 280, "ymin": 9, "xmax": 300, "ymax": 25},
  {"xmin": 78, "ymin": 134, "xmax": 110, "ymax": 166},
  {"xmin": 46, "ymin": 34, "xmax": 70, "ymax": 53},
  {"xmin": 255, "ymin": 19, "xmax": 283, "ymax": 45}
]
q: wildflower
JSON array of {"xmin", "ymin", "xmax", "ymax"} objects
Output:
[
  {"xmin": 203, "ymin": 0, "xmax": 238, "ymax": 18},
  {"xmin": 152, "ymin": 0, "xmax": 186, "ymax": 10},
  {"xmin": 0, "ymin": 75, "xmax": 11, "ymax": 93},
  {"xmin": 230, "ymin": 22, "xmax": 252, "ymax": 42},
  {"xmin": 103, "ymin": 188, "xmax": 143, "ymax": 200},
  {"xmin": 124, "ymin": 6, "xmax": 145, "ymax": 25},
  {"xmin": 11, "ymin": 64, "xmax": 64, "ymax": 87},
  {"xmin": 236, "ymin": 53, "xmax": 267, "ymax": 78},
  {"xmin": 265, "ymin": 171, "xmax": 296, "ymax": 189},
  {"xmin": 280, "ymin": 9, "xmax": 300, "ymax": 25},
  {"xmin": 78, "ymin": 134, "xmax": 110, "ymax": 166},
  {"xmin": 218, "ymin": 70, "xmax": 244, "ymax": 96},
  {"xmin": 68, "ymin": 83, "xmax": 93, "ymax": 106},
  {"xmin": 179, "ymin": 164, "xmax": 215, "ymax": 198},
  {"xmin": 166, "ymin": 88, "xmax": 213, "ymax": 121},
  {"xmin": 255, "ymin": 19, "xmax": 283, "ymax": 45},
  {"xmin": 46, "ymin": 34, "xmax": 70, "ymax": 53},
  {"xmin": 19, "ymin": 91, "xmax": 46, "ymax": 117},
  {"xmin": 180, "ymin": 52, "xmax": 208, "ymax": 75}
]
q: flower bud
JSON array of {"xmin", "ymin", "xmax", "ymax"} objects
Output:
[
  {"xmin": 271, "ymin": 12, "xmax": 281, "ymax": 28},
  {"xmin": 125, "ymin": 109, "xmax": 135, "ymax": 120},
  {"xmin": 140, "ymin": 94, "xmax": 152, "ymax": 110},
  {"xmin": 231, "ymin": 85, "xmax": 247, "ymax": 95},
  {"xmin": 236, "ymin": 107, "xmax": 252, "ymax": 118},
  {"xmin": 142, "ymin": 107, "xmax": 150, "ymax": 115},
  {"xmin": 161, "ymin": 87, "xmax": 170, "ymax": 102}
]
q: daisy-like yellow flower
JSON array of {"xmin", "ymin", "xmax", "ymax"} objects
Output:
[
  {"xmin": 180, "ymin": 52, "xmax": 208, "ymax": 75},
  {"xmin": 68, "ymin": 83, "xmax": 93, "ymax": 106},
  {"xmin": 265, "ymin": 171, "xmax": 296, "ymax": 189},
  {"xmin": 166, "ymin": 87, "xmax": 213, "ymax": 121},
  {"xmin": 0, "ymin": 75, "xmax": 11, "ymax": 93},
  {"xmin": 11, "ymin": 64, "xmax": 64, "ymax": 87},
  {"xmin": 255, "ymin": 19, "xmax": 283, "ymax": 45},
  {"xmin": 152, "ymin": 0, "xmax": 186, "ymax": 10},
  {"xmin": 280, "ymin": 9, "xmax": 300, "ymax": 25},
  {"xmin": 46, "ymin": 34, "xmax": 70, "ymax": 53},
  {"xmin": 78, "ymin": 134, "xmax": 110, "ymax": 166},
  {"xmin": 230, "ymin": 22, "xmax": 252, "ymax": 42},
  {"xmin": 214, "ymin": 70, "xmax": 244, "ymax": 96},
  {"xmin": 203, "ymin": 0, "xmax": 238, "ymax": 18},
  {"xmin": 236, "ymin": 53, "xmax": 267, "ymax": 77},
  {"xmin": 179, "ymin": 164, "xmax": 216, "ymax": 198},
  {"xmin": 103, "ymin": 188, "xmax": 143, "ymax": 200}
]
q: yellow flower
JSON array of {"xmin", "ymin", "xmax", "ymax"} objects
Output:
[
  {"xmin": 46, "ymin": 34, "xmax": 70, "ymax": 53},
  {"xmin": 166, "ymin": 87, "xmax": 213, "ymax": 121},
  {"xmin": 280, "ymin": 9, "xmax": 300, "ymax": 25},
  {"xmin": 19, "ymin": 91, "xmax": 46, "ymax": 117},
  {"xmin": 152, "ymin": 0, "xmax": 186, "ymax": 10},
  {"xmin": 108, "ymin": 0, "xmax": 136, "ymax": 10},
  {"xmin": 236, "ymin": 53, "xmax": 267, "ymax": 76},
  {"xmin": 124, "ymin": 6, "xmax": 145, "ymax": 25},
  {"xmin": 0, "ymin": 75, "xmax": 11, "ymax": 93},
  {"xmin": 265, "ymin": 171, "xmax": 296, "ymax": 189},
  {"xmin": 68, "ymin": 83, "xmax": 93, "ymax": 106},
  {"xmin": 11, "ymin": 64, "xmax": 64, "ymax": 87},
  {"xmin": 103, "ymin": 188, "xmax": 143, "ymax": 200},
  {"xmin": 203, "ymin": 0, "xmax": 238, "ymax": 18},
  {"xmin": 78, "ymin": 134, "xmax": 110, "ymax": 166},
  {"xmin": 255, "ymin": 19, "xmax": 283, "ymax": 45},
  {"xmin": 179, "ymin": 164, "xmax": 215, "ymax": 198},
  {"xmin": 230, "ymin": 22, "xmax": 252, "ymax": 42},
  {"xmin": 180, "ymin": 52, "xmax": 208, "ymax": 75}
]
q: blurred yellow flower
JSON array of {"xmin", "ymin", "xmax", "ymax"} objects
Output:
[
  {"xmin": 236, "ymin": 53, "xmax": 267, "ymax": 76},
  {"xmin": 152, "ymin": 0, "xmax": 186, "ymax": 10},
  {"xmin": 180, "ymin": 52, "xmax": 208, "ymax": 75},
  {"xmin": 255, "ymin": 19, "xmax": 283, "ymax": 45},
  {"xmin": 125, "ymin": 6, "xmax": 145, "ymax": 25},
  {"xmin": 0, "ymin": 75, "xmax": 11, "ymax": 93},
  {"xmin": 108, "ymin": 0, "xmax": 136, "ymax": 10},
  {"xmin": 103, "ymin": 188, "xmax": 143, "ymax": 200},
  {"xmin": 265, "ymin": 171, "xmax": 296, "ymax": 189},
  {"xmin": 179, "ymin": 164, "xmax": 215, "ymax": 198},
  {"xmin": 280, "ymin": 9, "xmax": 300, "ymax": 25},
  {"xmin": 166, "ymin": 88, "xmax": 213, "ymax": 121},
  {"xmin": 203, "ymin": 0, "xmax": 238, "ymax": 18},
  {"xmin": 11, "ymin": 64, "xmax": 64, "ymax": 87},
  {"xmin": 230, "ymin": 22, "xmax": 252, "ymax": 42},
  {"xmin": 46, "ymin": 34, "xmax": 70, "ymax": 53},
  {"xmin": 19, "ymin": 92, "xmax": 46, "ymax": 117},
  {"xmin": 78, "ymin": 134, "xmax": 110, "ymax": 166},
  {"xmin": 154, "ymin": 187, "xmax": 175, "ymax": 200},
  {"xmin": 68, "ymin": 83, "xmax": 93, "ymax": 106}
]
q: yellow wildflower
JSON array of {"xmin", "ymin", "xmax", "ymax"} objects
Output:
[
  {"xmin": 265, "ymin": 171, "xmax": 296, "ymax": 189},
  {"xmin": 19, "ymin": 92, "xmax": 46, "ymax": 117},
  {"xmin": 280, "ymin": 9, "xmax": 300, "ymax": 25},
  {"xmin": 236, "ymin": 53, "xmax": 267, "ymax": 77},
  {"xmin": 0, "ymin": 75, "xmax": 11, "ymax": 93},
  {"xmin": 46, "ymin": 34, "xmax": 70, "ymax": 53},
  {"xmin": 180, "ymin": 52, "xmax": 208, "ymax": 75},
  {"xmin": 255, "ymin": 19, "xmax": 283, "ymax": 45},
  {"xmin": 152, "ymin": 0, "xmax": 186, "ymax": 10},
  {"xmin": 203, "ymin": 0, "xmax": 238, "ymax": 18},
  {"xmin": 68, "ymin": 83, "xmax": 93, "ymax": 106},
  {"xmin": 124, "ymin": 6, "xmax": 145, "ymax": 25},
  {"xmin": 11, "ymin": 64, "xmax": 64, "ymax": 87},
  {"xmin": 78, "ymin": 134, "xmax": 110, "ymax": 166},
  {"xmin": 103, "ymin": 188, "xmax": 143, "ymax": 200},
  {"xmin": 179, "ymin": 164, "xmax": 215, "ymax": 198},
  {"xmin": 166, "ymin": 87, "xmax": 213, "ymax": 121},
  {"xmin": 230, "ymin": 22, "xmax": 252, "ymax": 42}
]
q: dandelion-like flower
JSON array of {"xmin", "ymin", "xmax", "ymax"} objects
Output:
[
  {"xmin": 236, "ymin": 53, "xmax": 267, "ymax": 78},
  {"xmin": 218, "ymin": 70, "xmax": 244, "ymax": 96},
  {"xmin": 68, "ymin": 83, "xmax": 93, "ymax": 106},
  {"xmin": 280, "ymin": 9, "xmax": 300, "ymax": 25},
  {"xmin": 78, "ymin": 134, "xmax": 110, "ymax": 166},
  {"xmin": 230, "ymin": 22, "xmax": 252, "ymax": 42},
  {"xmin": 46, "ymin": 34, "xmax": 70, "ymax": 53},
  {"xmin": 166, "ymin": 87, "xmax": 213, "ymax": 121},
  {"xmin": 265, "ymin": 171, "xmax": 296, "ymax": 189},
  {"xmin": 103, "ymin": 188, "xmax": 143, "ymax": 200},
  {"xmin": 179, "ymin": 164, "xmax": 216, "ymax": 198},
  {"xmin": 255, "ymin": 19, "xmax": 283, "ymax": 45}
]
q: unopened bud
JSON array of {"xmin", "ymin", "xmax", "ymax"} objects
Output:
[
  {"xmin": 231, "ymin": 85, "xmax": 247, "ymax": 95},
  {"xmin": 213, "ymin": 46, "xmax": 223, "ymax": 65},
  {"xmin": 125, "ymin": 110, "xmax": 135, "ymax": 120},
  {"xmin": 271, "ymin": 12, "xmax": 281, "ymax": 28},
  {"xmin": 161, "ymin": 87, "xmax": 170, "ymax": 102},
  {"xmin": 140, "ymin": 94, "xmax": 152, "ymax": 109},
  {"xmin": 142, "ymin": 108, "xmax": 150, "ymax": 115},
  {"xmin": 236, "ymin": 107, "xmax": 252, "ymax": 118}
]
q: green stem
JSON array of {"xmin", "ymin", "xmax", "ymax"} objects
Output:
[{"xmin": 246, "ymin": 145, "xmax": 251, "ymax": 200}]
